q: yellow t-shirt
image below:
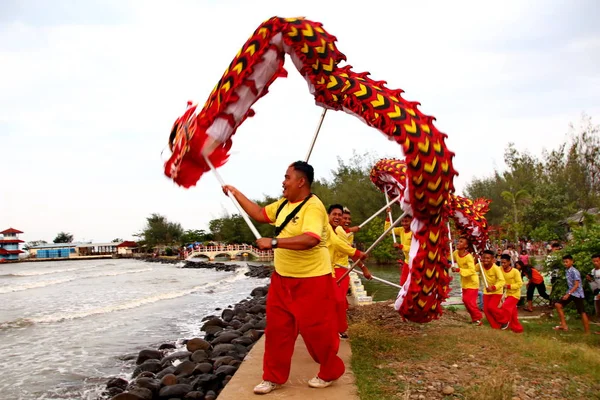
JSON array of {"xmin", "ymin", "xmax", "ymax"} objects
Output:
[
  {"xmin": 263, "ymin": 196, "xmax": 331, "ymax": 277},
  {"xmin": 385, "ymin": 220, "xmax": 411, "ymax": 261},
  {"xmin": 481, "ymin": 264, "xmax": 506, "ymax": 295},
  {"xmin": 329, "ymin": 225, "xmax": 357, "ymax": 267},
  {"xmin": 335, "ymin": 225, "xmax": 354, "ymax": 245},
  {"xmin": 502, "ymin": 267, "xmax": 523, "ymax": 300},
  {"xmin": 452, "ymin": 250, "xmax": 479, "ymax": 290}
]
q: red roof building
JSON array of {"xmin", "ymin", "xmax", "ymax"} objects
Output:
[{"xmin": 0, "ymin": 228, "xmax": 24, "ymax": 261}]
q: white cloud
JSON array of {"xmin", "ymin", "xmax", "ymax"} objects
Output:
[{"xmin": 1, "ymin": 0, "xmax": 598, "ymax": 243}]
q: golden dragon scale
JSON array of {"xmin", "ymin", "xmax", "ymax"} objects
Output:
[{"xmin": 165, "ymin": 17, "xmax": 458, "ymax": 322}]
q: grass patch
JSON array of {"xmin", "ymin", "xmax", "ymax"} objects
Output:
[{"xmin": 349, "ymin": 301, "xmax": 600, "ymax": 399}]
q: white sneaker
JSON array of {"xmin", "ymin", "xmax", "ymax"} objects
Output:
[
  {"xmin": 308, "ymin": 376, "xmax": 335, "ymax": 388},
  {"xmin": 253, "ymin": 380, "xmax": 280, "ymax": 394}
]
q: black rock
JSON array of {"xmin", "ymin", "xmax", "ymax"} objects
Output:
[
  {"xmin": 107, "ymin": 377, "xmax": 129, "ymax": 391},
  {"xmin": 221, "ymin": 309, "xmax": 234, "ymax": 322},
  {"xmin": 186, "ymin": 338, "xmax": 211, "ymax": 353},
  {"xmin": 232, "ymin": 336, "xmax": 254, "ymax": 346},
  {"xmin": 133, "ymin": 377, "xmax": 161, "ymax": 393},
  {"xmin": 205, "ymin": 389, "xmax": 217, "ymax": 400},
  {"xmin": 193, "ymin": 374, "xmax": 218, "ymax": 390},
  {"xmin": 194, "ymin": 362, "xmax": 213, "ymax": 374},
  {"xmin": 184, "ymin": 391, "xmax": 205, "ymax": 399},
  {"xmin": 229, "ymin": 319, "xmax": 243, "ymax": 330},
  {"xmin": 254, "ymin": 319, "xmax": 267, "ymax": 330},
  {"xmin": 202, "ymin": 325, "xmax": 224, "ymax": 336},
  {"xmin": 103, "ymin": 386, "xmax": 124, "ymax": 397},
  {"xmin": 190, "ymin": 349, "xmax": 209, "ymax": 363},
  {"xmin": 136, "ymin": 371, "xmax": 155, "ymax": 379},
  {"xmin": 238, "ymin": 322, "xmax": 254, "ymax": 333},
  {"xmin": 212, "ymin": 356, "xmax": 235, "ymax": 369},
  {"xmin": 201, "ymin": 318, "xmax": 227, "ymax": 331},
  {"xmin": 155, "ymin": 366, "xmax": 176, "ymax": 380},
  {"xmin": 211, "ymin": 332, "xmax": 240, "ymax": 345},
  {"xmin": 159, "ymin": 343, "xmax": 177, "ymax": 350},
  {"xmin": 136, "ymin": 349, "xmax": 163, "ymax": 365},
  {"xmin": 233, "ymin": 307, "xmax": 247, "ymax": 319},
  {"xmin": 161, "ymin": 351, "xmax": 192, "ymax": 366},
  {"xmin": 127, "ymin": 386, "xmax": 154, "ymax": 400},
  {"xmin": 211, "ymin": 344, "xmax": 236, "ymax": 357},
  {"xmin": 215, "ymin": 364, "xmax": 238, "ymax": 377},
  {"xmin": 132, "ymin": 359, "xmax": 163, "ymax": 378},
  {"xmin": 249, "ymin": 304, "xmax": 266, "ymax": 314},
  {"xmin": 158, "ymin": 383, "xmax": 193, "ymax": 398},
  {"xmin": 174, "ymin": 360, "xmax": 197, "ymax": 378}
]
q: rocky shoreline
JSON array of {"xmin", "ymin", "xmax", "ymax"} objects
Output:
[{"xmin": 101, "ymin": 261, "xmax": 273, "ymax": 400}]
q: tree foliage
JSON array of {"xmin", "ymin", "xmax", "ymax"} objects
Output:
[
  {"xmin": 53, "ymin": 232, "xmax": 74, "ymax": 243},
  {"xmin": 180, "ymin": 229, "xmax": 214, "ymax": 245},
  {"xmin": 207, "ymin": 151, "xmax": 400, "ymax": 262},
  {"xmin": 465, "ymin": 113, "xmax": 600, "ymax": 242},
  {"xmin": 135, "ymin": 214, "xmax": 183, "ymax": 249},
  {"xmin": 548, "ymin": 223, "xmax": 600, "ymax": 315}
]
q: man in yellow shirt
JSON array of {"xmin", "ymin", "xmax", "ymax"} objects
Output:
[
  {"xmin": 451, "ymin": 237, "xmax": 483, "ymax": 325},
  {"xmin": 327, "ymin": 204, "xmax": 370, "ymax": 339},
  {"xmin": 222, "ymin": 161, "xmax": 344, "ymax": 394},
  {"xmin": 480, "ymin": 249, "xmax": 510, "ymax": 330},
  {"xmin": 385, "ymin": 210, "xmax": 413, "ymax": 285},
  {"xmin": 500, "ymin": 254, "xmax": 524, "ymax": 333},
  {"xmin": 337, "ymin": 207, "xmax": 359, "ymax": 245}
]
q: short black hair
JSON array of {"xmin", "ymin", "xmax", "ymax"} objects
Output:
[
  {"xmin": 562, "ymin": 254, "xmax": 573, "ymax": 260},
  {"xmin": 327, "ymin": 204, "xmax": 344, "ymax": 214},
  {"xmin": 290, "ymin": 161, "xmax": 314, "ymax": 185},
  {"xmin": 500, "ymin": 254, "xmax": 511, "ymax": 261},
  {"xmin": 458, "ymin": 236, "xmax": 471, "ymax": 244},
  {"xmin": 483, "ymin": 249, "xmax": 495, "ymax": 256},
  {"xmin": 551, "ymin": 243, "xmax": 561, "ymax": 248},
  {"xmin": 592, "ymin": 254, "xmax": 600, "ymax": 259}
]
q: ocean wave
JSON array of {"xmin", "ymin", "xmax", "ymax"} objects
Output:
[
  {"xmin": 0, "ymin": 266, "xmax": 91, "ymax": 277},
  {"xmin": 0, "ymin": 268, "xmax": 153, "ymax": 294}
]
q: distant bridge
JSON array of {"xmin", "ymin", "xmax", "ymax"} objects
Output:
[{"xmin": 187, "ymin": 244, "xmax": 273, "ymax": 262}]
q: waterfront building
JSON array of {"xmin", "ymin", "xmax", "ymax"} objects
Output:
[{"xmin": 0, "ymin": 228, "xmax": 24, "ymax": 262}]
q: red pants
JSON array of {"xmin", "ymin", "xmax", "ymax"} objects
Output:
[
  {"xmin": 399, "ymin": 260, "xmax": 409, "ymax": 285},
  {"xmin": 501, "ymin": 296, "xmax": 523, "ymax": 333},
  {"xmin": 263, "ymin": 272, "xmax": 345, "ymax": 384},
  {"xmin": 483, "ymin": 294, "xmax": 508, "ymax": 329},
  {"xmin": 333, "ymin": 267, "xmax": 350, "ymax": 334},
  {"xmin": 462, "ymin": 288, "xmax": 482, "ymax": 322}
]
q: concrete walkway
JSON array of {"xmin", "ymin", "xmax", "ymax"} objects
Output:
[{"xmin": 218, "ymin": 335, "xmax": 360, "ymax": 399}]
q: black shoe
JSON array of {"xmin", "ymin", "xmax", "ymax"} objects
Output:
[
  {"xmin": 339, "ymin": 332, "xmax": 349, "ymax": 339},
  {"xmin": 501, "ymin": 321, "xmax": 510, "ymax": 330}
]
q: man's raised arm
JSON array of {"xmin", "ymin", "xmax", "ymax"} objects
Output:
[{"xmin": 222, "ymin": 185, "xmax": 270, "ymax": 224}]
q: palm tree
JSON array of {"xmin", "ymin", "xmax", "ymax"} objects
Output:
[{"xmin": 501, "ymin": 189, "xmax": 531, "ymax": 244}]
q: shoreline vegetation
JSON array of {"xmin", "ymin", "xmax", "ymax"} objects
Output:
[{"xmin": 101, "ymin": 261, "xmax": 273, "ymax": 400}]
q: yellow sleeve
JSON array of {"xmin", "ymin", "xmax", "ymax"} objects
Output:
[
  {"xmin": 495, "ymin": 267, "xmax": 506, "ymax": 290},
  {"xmin": 510, "ymin": 270, "xmax": 523, "ymax": 290},
  {"xmin": 384, "ymin": 219, "xmax": 403, "ymax": 236},
  {"xmin": 328, "ymin": 225, "xmax": 357, "ymax": 257},
  {"xmin": 458, "ymin": 254, "xmax": 477, "ymax": 277},
  {"xmin": 263, "ymin": 198, "xmax": 286, "ymax": 225},
  {"xmin": 301, "ymin": 203, "xmax": 327, "ymax": 239}
]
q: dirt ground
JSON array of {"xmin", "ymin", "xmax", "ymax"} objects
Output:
[{"xmin": 348, "ymin": 301, "xmax": 600, "ymax": 400}]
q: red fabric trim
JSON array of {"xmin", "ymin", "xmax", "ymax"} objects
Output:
[
  {"xmin": 305, "ymin": 232, "xmax": 321, "ymax": 241},
  {"xmin": 262, "ymin": 208, "xmax": 273, "ymax": 223},
  {"xmin": 0, "ymin": 239, "xmax": 24, "ymax": 243}
]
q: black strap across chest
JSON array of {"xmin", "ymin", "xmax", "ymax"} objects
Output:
[{"xmin": 274, "ymin": 194, "xmax": 313, "ymax": 237}]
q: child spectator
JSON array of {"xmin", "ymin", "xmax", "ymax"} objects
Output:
[{"xmin": 553, "ymin": 255, "xmax": 590, "ymax": 333}]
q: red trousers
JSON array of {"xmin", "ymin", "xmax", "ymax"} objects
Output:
[
  {"xmin": 333, "ymin": 267, "xmax": 350, "ymax": 334},
  {"xmin": 462, "ymin": 288, "xmax": 482, "ymax": 322},
  {"xmin": 483, "ymin": 294, "xmax": 508, "ymax": 329},
  {"xmin": 501, "ymin": 296, "xmax": 523, "ymax": 333},
  {"xmin": 263, "ymin": 272, "xmax": 345, "ymax": 384},
  {"xmin": 399, "ymin": 260, "xmax": 409, "ymax": 285}
]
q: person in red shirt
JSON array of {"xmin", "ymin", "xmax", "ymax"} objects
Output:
[{"xmin": 515, "ymin": 260, "xmax": 550, "ymax": 312}]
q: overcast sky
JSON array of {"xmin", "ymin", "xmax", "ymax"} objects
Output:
[{"xmin": 1, "ymin": 0, "xmax": 599, "ymax": 244}]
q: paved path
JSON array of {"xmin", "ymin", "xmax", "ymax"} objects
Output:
[{"xmin": 218, "ymin": 335, "xmax": 360, "ymax": 399}]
